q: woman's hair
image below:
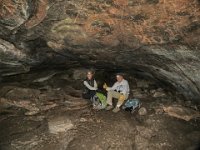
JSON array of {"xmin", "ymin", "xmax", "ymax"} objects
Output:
[{"xmin": 87, "ymin": 70, "xmax": 95, "ymax": 75}]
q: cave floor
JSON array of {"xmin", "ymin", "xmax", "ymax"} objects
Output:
[
  {"xmin": 0, "ymin": 70, "xmax": 200, "ymax": 150},
  {"xmin": 0, "ymin": 104, "xmax": 199, "ymax": 150}
]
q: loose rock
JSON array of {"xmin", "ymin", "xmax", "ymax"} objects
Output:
[
  {"xmin": 138, "ymin": 107, "xmax": 147, "ymax": 116},
  {"xmin": 48, "ymin": 117, "xmax": 74, "ymax": 134},
  {"xmin": 163, "ymin": 105, "xmax": 200, "ymax": 121}
]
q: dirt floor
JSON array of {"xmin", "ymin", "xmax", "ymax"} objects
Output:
[{"xmin": 0, "ymin": 69, "xmax": 200, "ymax": 150}]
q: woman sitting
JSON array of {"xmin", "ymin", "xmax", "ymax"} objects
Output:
[{"xmin": 82, "ymin": 70, "xmax": 98, "ymax": 100}]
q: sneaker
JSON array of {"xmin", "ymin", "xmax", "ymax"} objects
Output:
[
  {"xmin": 112, "ymin": 107, "xmax": 120, "ymax": 113},
  {"xmin": 105, "ymin": 105, "xmax": 113, "ymax": 111}
]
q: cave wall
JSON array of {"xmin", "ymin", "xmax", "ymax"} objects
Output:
[{"xmin": 0, "ymin": 0, "xmax": 200, "ymax": 103}]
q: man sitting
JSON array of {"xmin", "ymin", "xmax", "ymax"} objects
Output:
[{"xmin": 103, "ymin": 73, "xmax": 130, "ymax": 113}]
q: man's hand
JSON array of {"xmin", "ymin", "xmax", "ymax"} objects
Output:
[
  {"xmin": 119, "ymin": 94, "xmax": 126, "ymax": 101},
  {"xmin": 103, "ymin": 83, "xmax": 108, "ymax": 89}
]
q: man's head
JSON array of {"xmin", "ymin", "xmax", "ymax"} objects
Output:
[{"xmin": 116, "ymin": 73, "xmax": 124, "ymax": 82}]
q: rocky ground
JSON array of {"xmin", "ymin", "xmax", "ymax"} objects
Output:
[{"xmin": 0, "ymin": 69, "xmax": 199, "ymax": 150}]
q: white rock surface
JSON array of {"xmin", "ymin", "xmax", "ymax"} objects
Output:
[{"xmin": 48, "ymin": 117, "xmax": 74, "ymax": 134}]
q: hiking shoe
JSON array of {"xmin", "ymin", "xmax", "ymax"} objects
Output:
[
  {"xmin": 105, "ymin": 105, "xmax": 113, "ymax": 111},
  {"xmin": 112, "ymin": 107, "xmax": 120, "ymax": 113}
]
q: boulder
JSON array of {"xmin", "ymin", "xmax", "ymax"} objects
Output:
[
  {"xmin": 138, "ymin": 107, "xmax": 147, "ymax": 116},
  {"xmin": 163, "ymin": 105, "xmax": 200, "ymax": 121},
  {"xmin": 48, "ymin": 117, "xmax": 74, "ymax": 134}
]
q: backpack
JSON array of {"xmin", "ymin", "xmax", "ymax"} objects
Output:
[
  {"xmin": 91, "ymin": 92, "xmax": 107, "ymax": 110},
  {"xmin": 122, "ymin": 98, "xmax": 141, "ymax": 113}
]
